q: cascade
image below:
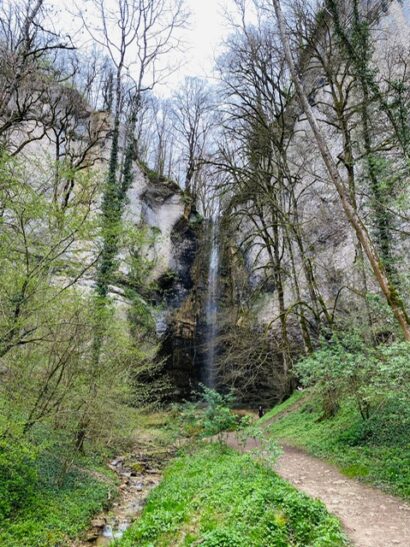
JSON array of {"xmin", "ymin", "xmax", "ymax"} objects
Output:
[{"xmin": 204, "ymin": 216, "xmax": 220, "ymax": 387}]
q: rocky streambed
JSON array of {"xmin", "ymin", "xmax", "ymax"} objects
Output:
[{"xmin": 74, "ymin": 448, "xmax": 173, "ymax": 546}]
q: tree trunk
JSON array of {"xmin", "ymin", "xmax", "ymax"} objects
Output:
[{"xmin": 272, "ymin": 0, "xmax": 410, "ymax": 341}]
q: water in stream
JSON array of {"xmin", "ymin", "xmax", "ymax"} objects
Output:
[{"xmin": 76, "ymin": 457, "xmax": 161, "ymax": 546}]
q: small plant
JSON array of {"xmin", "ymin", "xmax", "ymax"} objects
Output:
[
  {"xmin": 236, "ymin": 425, "xmax": 282, "ymax": 466},
  {"xmin": 199, "ymin": 385, "xmax": 238, "ymax": 438},
  {"xmin": 176, "ymin": 385, "xmax": 240, "ymax": 440}
]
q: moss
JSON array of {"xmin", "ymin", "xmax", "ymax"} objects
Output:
[
  {"xmin": 131, "ymin": 462, "xmax": 145, "ymax": 474},
  {"xmin": 138, "ymin": 160, "xmax": 180, "ymax": 192}
]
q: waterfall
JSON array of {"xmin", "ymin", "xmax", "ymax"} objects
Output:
[{"xmin": 204, "ymin": 216, "xmax": 220, "ymax": 388}]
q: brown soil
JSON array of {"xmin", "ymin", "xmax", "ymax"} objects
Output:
[{"xmin": 222, "ymin": 432, "xmax": 410, "ymax": 547}]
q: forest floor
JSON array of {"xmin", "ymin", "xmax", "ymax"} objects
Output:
[{"xmin": 223, "ymin": 432, "xmax": 410, "ymax": 546}]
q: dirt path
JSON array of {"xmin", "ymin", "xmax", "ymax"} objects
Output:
[{"xmin": 223, "ymin": 432, "xmax": 410, "ymax": 547}]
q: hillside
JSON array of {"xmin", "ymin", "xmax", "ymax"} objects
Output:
[
  {"xmin": 265, "ymin": 392, "xmax": 410, "ymax": 500},
  {"xmin": 1, "ymin": 0, "xmax": 410, "ymax": 546}
]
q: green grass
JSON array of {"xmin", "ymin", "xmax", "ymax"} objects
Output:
[
  {"xmin": 259, "ymin": 391, "xmax": 306, "ymax": 424},
  {"xmin": 0, "ymin": 409, "xmax": 178, "ymax": 547},
  {"xmin": 118, "ymin": 443, "xmax": 346, "ymax": 547},
  {"xmin": 0, "ymin": 460, "xmax": 117, "ymax": 546},
  {"xmin": 266, "ymin": 392, "xmax": 410, "ymax": 499}
]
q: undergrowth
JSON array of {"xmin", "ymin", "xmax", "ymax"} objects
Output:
[
  {"xmin": 118, "ymin": 443, "xmax": 346, "ymax": 546},
  {"xmin": 0, "ymin": 459, "xmax": 116, "ymax": 546}
]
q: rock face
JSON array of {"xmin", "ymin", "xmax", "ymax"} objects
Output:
[
  {"xmin": 202, "ymin": 1, "xmax": 410, "ymax": 404},
  {"xmin": 11, "ymin": 99, "xmax": 207, "ymax": 400},
  {"xmin": 124, "ymin": 167, "xmax": 205, "ymax": 399},
  {"xmin": 153, "ymin": 217, "xmax": 226, "ymax": 399},
  {"xmin": 125, "ymin": 169, "xmax": 189, "ymax": 282},
  {"xmin": 150, "ymin": 205, "xmax": 204, "ymax": 399}
]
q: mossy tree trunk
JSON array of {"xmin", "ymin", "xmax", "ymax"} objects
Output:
[{"xmin": 273, "ymin": 0, "xmax": 410, "ymax": 341}]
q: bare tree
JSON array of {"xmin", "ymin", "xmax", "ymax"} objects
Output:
[
  {"xmin": 0, "ymin": 0, "xmax": 74, "ymax": 151},
  {"xmin": 215, "ymin": 8, "xmax": 338, "ymax": 386},
  {"xmin": 171, "ymin": 77, "xmax": 216, "ymax": 198},
  {"xmin": 271, "ymin": 0, "xmax": 410, "ymax": 340},
  {"xmin": 148, "ymin": 96, "xmax": 176, "ymax": 178}
]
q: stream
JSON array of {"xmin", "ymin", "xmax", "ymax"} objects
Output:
[{"xmin": 74, "ymin": 451, "xmax": 165, "ymax": 546}]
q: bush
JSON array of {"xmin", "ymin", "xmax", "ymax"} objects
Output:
[
  {"xmin": 0, "ymin": 437, "xmax": 38, "ymax": 522},
  {"xmin": 296, "ymin": 333, "xmax": 410, "ymax": 422},
  {"xmin": 176, "ymin": 386, "xmax": 242, "ymax": 438},
  {"xmin": 200, "ymin": 385, "xmax": 238, "ymax": 436}
]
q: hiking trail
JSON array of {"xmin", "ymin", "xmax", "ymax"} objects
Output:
[{"xmin": 223, "ymin": 432, "xmax": 410, "ymax": 547}]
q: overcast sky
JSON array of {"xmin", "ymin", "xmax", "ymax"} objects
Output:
[
  {"xmin": 48, "ymin": 0, "xmax": 231, "ymax": 96},
  {"xmin": 173, "ymin": 0, "xmax": 228, "ymax": 91}
]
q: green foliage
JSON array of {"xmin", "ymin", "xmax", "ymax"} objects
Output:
[
  {"xmin": 0, "ymin": 419, "xmax": 117, "ymax": 546},
  {"xmin": 236, "ymin": 425, "xmax": 283, "ymax": 467},
  {"xmin": 0, "ymin": 437, "xmax": 38, "ymax": 523},
  {"xmin": 123, "ymin": 223, "xmax": 159, "ymax": 297},
  {"xmin": 0, "ymin": 458, "xmax": 116, "ymax": 546},
  {"xmin": 0, "ymin": 145, "xmax": 160, "ymax": 437},
  {"xmin": 202, "ymin": 404, "xmax": 238, "ymax": 437},
  {"xmin": 259, "ymin": 390, "xmax": 305, "ymax": 424},
  {"xmin": 0, "ymin": 143, "xmax": 160, "ymax": 541},
  {"xmin": 199, "ymin": 385, "xmax": 238, "ymax": 436},
  {"xmin": 0, "ymin": 153, "xmax": 98, "ymax": 356},
  {"xmin": 295, "ymin": 333, "xmax": 410, "ymax": 420},
  {"xmin": 117, "ymin": 444, "xmax": 346, "ymax": 546},
  {"xmin": 175, "ymin": 386, "xmax": 243, "ymax": 439}
]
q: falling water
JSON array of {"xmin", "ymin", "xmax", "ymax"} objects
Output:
[{"xmin": 204, "ymin": 216, "xmax": 220, "ymax": 388}]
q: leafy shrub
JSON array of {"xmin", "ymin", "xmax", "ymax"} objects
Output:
[
  {"xmin": 347, "ymin": 401, "xmax": 410, "ymax": 446},
  {"xmin": 0, "ymin": 437, "xmax": 38, "ymax": 522},
  {"xmin": 296, "ymin": 333, "xmax": 410, "ymax": 422},
  {"xmin": 176, "ymin": 385, "xmax": 242, "ymax": 438},
  {"xmin": 200, "ymin": 385, "xmax": 238, "ymax": 436},
  {"xmin": 236, "ymin": 425, "xmax": 282, "ymax": 466}
]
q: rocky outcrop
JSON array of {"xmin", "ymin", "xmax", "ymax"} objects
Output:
[
  {"xmin": 153, "ymin": 211, "xmax": 207, "ymax": 399},
  {"xmin": 121, "ymin": 162, "xmax": 210, "ymax": 399}
]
